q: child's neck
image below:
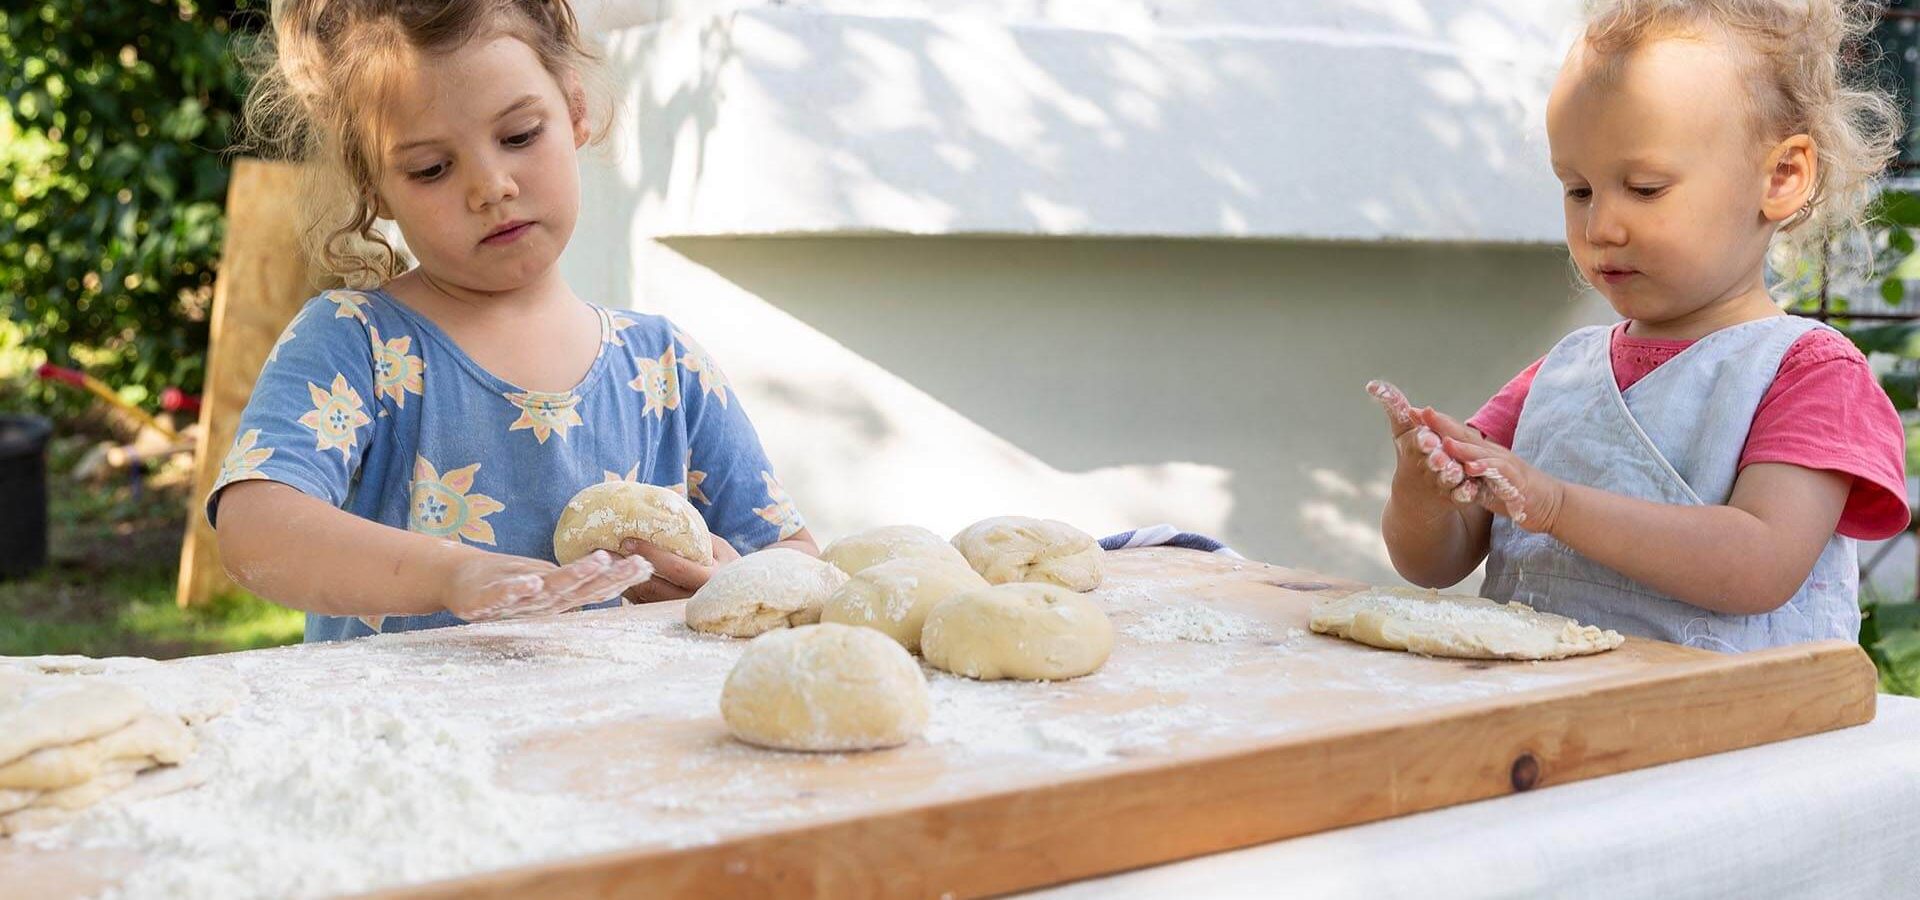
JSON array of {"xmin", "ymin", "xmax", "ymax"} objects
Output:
[
  {"xmin": 395, "ymin": 265, "xmax": 578, "ymax": 324},
  {"xmin": 1623, "ymin": 280, "xmax": 1782, "ymax": 342}
]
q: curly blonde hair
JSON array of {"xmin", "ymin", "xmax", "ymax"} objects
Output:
[
  {"xmin": 242, "ymin": 0, "xmax": 611, "ymax": 286},
  {"xmin": 1580, "ymin": 0, "xmax": 1902, "ymax": 267}
]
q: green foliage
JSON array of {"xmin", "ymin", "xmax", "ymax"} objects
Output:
[
  {"xmin": 1790, "ymin": 187, "xmax": 1920, "ymax": 695},
  {"xmin": 0, "ymin": 0, "xmax": 260, "ymax": 415}
]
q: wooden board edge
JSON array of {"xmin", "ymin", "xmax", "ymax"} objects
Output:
[{"xmin": 368, "ymin": 639, "xmax": 1876, "ymax": 899}]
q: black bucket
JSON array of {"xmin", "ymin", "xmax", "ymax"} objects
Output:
[{"xmin": 0, "ymin": 414, "xmax": 51, "ymax": 579}]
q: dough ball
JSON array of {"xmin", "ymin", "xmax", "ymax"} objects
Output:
[
  {"xmin": 1310, "ymin": 587, "xmax": 1625, "ymax": 660},
  {"xmin": 721, "ymin": 623, "xmax": 929, "ymax": 752},
  {"xmin": 921, "ymin": 583, "xmax": 1114, "ymax": 681},
  {"xmin": 950, "ymin": 516, "xmax": 1105, "ymax": 591},
  {"xmin": 821, "ymin": 525, "xmax": 969, "ymax": 576},
  {"xmin": 553, "ymin": 481, "xmax": 714, "ymax": 566},
  {"xmin": 686, "ymin": 549, "xmax": 849, "ymax": 638},
  {"xmin": 820, "ymin": 558, "xmax": 989, "ymax": 653}
]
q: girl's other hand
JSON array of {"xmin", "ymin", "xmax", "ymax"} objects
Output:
[
  {"xmin": 443, "ymin": 549, "xmax": 652, "ymax": 622},
  {"xmin": 1425, "ymin": 409, "xmax": 1565, "ymax": 533},
  {"xmin": 619, "ymin": 534, "xmax": 742, "ymax": 603},
  {"xmin": 1368, "ymin": 380, "xmax": 1479, "ymax": 505}
]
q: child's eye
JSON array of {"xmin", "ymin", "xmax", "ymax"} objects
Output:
[
  {"xmin": 1630, "ymin": 185, "xmax": 1666, "ymax": 198},
  {"xmin": 1565, "ymin": 187, "xmax": 1592, "ymax": 201},
  {"xmin": 409, "ymin": 163, "xmax": 447, "ymax": 183},
  {"xmin": 504, "ymin": 126, "xmax": 545, "ymax": 148}
]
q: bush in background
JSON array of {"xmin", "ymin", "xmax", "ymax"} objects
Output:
[{"xmin": 0, "ymin": 0, "xmax": 259, "ymax": 416}]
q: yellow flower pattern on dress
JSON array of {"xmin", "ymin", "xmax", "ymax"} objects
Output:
[
  {"xmin": 325, "ymin": 289, "xmax": 372, "ymax": 322},
  {"xmin": 674, "ymin": 330, "xmax": 732, "ymax": 407},
  {"xmin": 408, "ymin": 456, "xmax": 506, "ymax": 545},
  {"xmin": 604, "ymin": 311, "xmax": 642, "ymax": 347},
  {"xmin": 603, "ymin": 462, "xmax": 641, "ymax": 483},
  {"xmin": 674, "ymin": 450, "xmax": 710, "ymax": 506},
  {"xmin": 504, "ymin": 390, "xmax": 584, "ymax": 444},
  {"xmin": 217, "ymin": 429, "xmax": 275, "ymax": 485},
  {"xmin": 369, "ymin": 326, "xmax": 426, "ymax": 408},
  {"xmin": 753, "ymin": 470, "xmax": 802, "ymax": 540},
  {"xmin": 297, "ymin": 374, "xmax": 372, "ymax": 460},
  {"xmin": 629, "ymin": 347, "xmax": 680, "ymax": 418},
  {"xmin": 268, "ymin": 308, "xmax": 306, "ymax": 363}
]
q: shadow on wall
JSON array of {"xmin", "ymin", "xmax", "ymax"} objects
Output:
[{"xmin": 570, "ymin": 1, "xmax": 1571, "ymax": 274}]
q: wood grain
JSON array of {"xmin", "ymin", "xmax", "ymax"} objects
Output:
[
  {"xmin": 175, "ymin": 159, "xmax": 325, "ymax": 608},
  {"xmin": 372, "ymin": 555, "xmax": 1876, "ymax": 900}
]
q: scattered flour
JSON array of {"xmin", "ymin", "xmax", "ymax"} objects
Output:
[{"xmin": 1123, "ymin": 604, "xmax": 1268, "ymax": 644}]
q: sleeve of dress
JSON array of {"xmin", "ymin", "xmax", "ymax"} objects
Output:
[
  {"xmin": 205, "ymin": 292, "xmax": 383, "ymax": 527},
  {"xmin": 1741, "ymin": 330, "xmax": 1910, "ymax": 541},
  {"xmin": 1465, "ymin": 357, "xmax": 1545, "ymax": 449},
  {"xmin": 670, "ymin": 325, "xmax": 807, "ymax": 554}
]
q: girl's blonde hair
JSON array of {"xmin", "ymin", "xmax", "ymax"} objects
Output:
[
  {"xmin": 1581, "ymin": 0, "xmax": 1902, "ymax": 267},
  {"xmin": 242, "ymin": 0, "xmax": 610, "ymax": 286}
]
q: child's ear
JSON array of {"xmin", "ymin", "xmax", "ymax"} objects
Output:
[
  {"xmin": 1761, "ymin": 134, "xmax": 1817, "ymax": 225},
  {"xmin": 565, "ymin": 72, "xmax": 590, "ymax": 148}
]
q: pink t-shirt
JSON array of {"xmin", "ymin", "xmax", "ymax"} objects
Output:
[{"xmin": 1467, "ymin": 321, "xmax": 1910, "ymax": 541}]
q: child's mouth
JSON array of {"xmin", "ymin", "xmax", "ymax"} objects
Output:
[
  {"xmin": 481, "ymin": 221, "xmax": 534, "ymax": 245},
  {"xmin": 1597, "ymin": 267, "xmax": 1638, "ymax": 285}
]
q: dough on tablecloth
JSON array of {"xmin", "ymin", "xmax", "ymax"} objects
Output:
[
  {"xmin": 1309, "ymin": 587, "xmax": 1625, "ymax": 660},
  {"xmin": 552, "ymin": 481, "xmax": 713, "ymax": 566},
  {"xmin": 0, "ymin": 656, "xmax": 248, "ymax": 726},
  {"xmin": 721, "ymin": 623, "xmax": 928, "ymax": 751},
  {"xmin": 821, "ymin": 558, "xmax": 988, "ymax": 653},
  {"xmin": 686, "ymin": 549, "xmax": 849, "ymax": 638},
  {"xmin": 821, "ymin": 525, "xmax": 969, "ymax": 576},
  {"xmin": 0, "ymin": 669, "xmax": 147, "ymax": 767},
  {"xmin": 0, "ymin": 788, "xmax": 36, "ymax": 815},
  {"xmin": 0, "ymin": 712, "xmax": 195, "ymax": 791},
  {"xmin": 951, "ymin": 516, "xmax": 1104, "ymax": 591},
  {"xmin": 0, "ymin": 755, "xmax": 211, "ymax": 837},
  {"xmin": 921, "ymin": 583, "xmax": 1113, "ymax": 681}
]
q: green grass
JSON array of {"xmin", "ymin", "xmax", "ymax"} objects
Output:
[{"xmin": 0, "ymin": 438, "xmax": 303, "ymax": 659}]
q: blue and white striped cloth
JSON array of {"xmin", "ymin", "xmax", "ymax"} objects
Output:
[{"xmin": 1098, "ymin": 524, "xmax": 1243, "ymax": 559}]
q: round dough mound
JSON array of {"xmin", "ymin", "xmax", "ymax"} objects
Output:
[
  {"xmin": 921, "ymin": 583, "xmax": 1114, "ymax": 681},
  {"xmin": 950, "ymin": 516, "xmax": 1105, "ymax": 591},
  {"xmin": 686, "ymin": 549, "xmax": 850, "ymax": 638},
  {"xmin": 820, "ymin": 558, "xmax": 989, "ymax": 653},
  {"xmin": 821, "ymin": 525, "xmax": 969, "ymax": 576},
  {"xmin": 721, "ymin": 623, "xmax": 929, "ymax": 751},
  {"xmin": 553, "ymin": 482, "xmax": 714, "ymax": 566}
]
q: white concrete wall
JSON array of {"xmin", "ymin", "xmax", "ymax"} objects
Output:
[
  {"xmin": 571, "ymin": 236, "xmax": 1614, "ymax": 582},
  {"xmin": 575, "ymin": 0, "xmax": 1579, "ymax": 242}
]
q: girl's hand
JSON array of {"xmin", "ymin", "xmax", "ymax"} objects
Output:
[
  {"xmin": 619, "ymin": 534, "xmax": 742, "ymax": 603},
  {"xmin": 1367, "ymin": 380, "xmax": 1479, "ymax": 505},
  {"xmin": 1423, "ymin": 408, "xmax": 1566, "ymax": 533},
  {"xmin": 442, "ymin": 549, "xmax": 653, "ymax": 622}
]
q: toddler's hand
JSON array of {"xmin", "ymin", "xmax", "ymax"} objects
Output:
[
  {"xmin": 443, "ymin": 549, "xmax": 653, "ymax": 622},
  {"xmin": 1424, "ymin": 410, "xmax": 1565, "ymax": 533},
  {"xmin": 1367, "ymin": 380, "xmax": 1478, "ymax": 505},
  {"xmin": 619, "ymin": 534, "xmax": 743, "ymax": 603}
]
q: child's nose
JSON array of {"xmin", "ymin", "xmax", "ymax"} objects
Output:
[
  {"xmin": 1583, "ymin": 197, "xmax": 1628, "ymax": 247},
  {"xmin": 468, "ymin": 164, "xmax": 518, "ymax": 212}
]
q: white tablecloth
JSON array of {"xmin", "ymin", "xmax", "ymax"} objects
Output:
[{"xmin": 1029, "ymin": 694, "xmax": 1920, "ymax": 899}]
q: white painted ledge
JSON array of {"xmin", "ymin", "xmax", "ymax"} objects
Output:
[{"xmin": 579, "ymin": 1, "xmax": 1577, "ymax": 244}]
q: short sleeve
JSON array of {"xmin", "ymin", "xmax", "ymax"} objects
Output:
[
  {"xmin": 1466, "ymin": 357, "xmax": 1544, "ymax": 449},
  {"xmin": 1741, "ymin": 329, "xmax": 1910, "ymax": 541},
  {"xmin": 670, "ymin": 327, "xmax": 806, "ymax": 552},
  {"xmin": 206, "ymin": 291, "xmax": 383, "ymax": 527}
]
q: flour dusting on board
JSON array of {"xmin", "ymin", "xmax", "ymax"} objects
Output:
[{"xmin": 9, "ymin": 560, "xmax": 1593, "ymax": 900}]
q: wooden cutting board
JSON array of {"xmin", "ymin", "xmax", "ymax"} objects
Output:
[{"xmin": 0, "ymin": 549, "xmax": 1877, "ymax": 898}]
